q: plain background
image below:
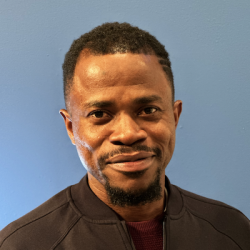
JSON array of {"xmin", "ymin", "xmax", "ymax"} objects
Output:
[{"xmin": 1, "ymin": 0, "xmax": 250, "ymax": 230}]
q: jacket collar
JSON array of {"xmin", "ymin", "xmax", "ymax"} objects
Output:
[
  {"xmin": 70, "ymin": 175, "xmax": 183, "ymax": 221},
  {"xmin": 165, "ymin": 176, "xmax": 183, "ymax": 216}
]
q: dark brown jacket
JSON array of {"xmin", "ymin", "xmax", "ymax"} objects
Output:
[{"xmin": 1, "ymin": 176, "xmax": 250, "ymax": 249}]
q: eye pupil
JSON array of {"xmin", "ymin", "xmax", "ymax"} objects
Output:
[
  {"xmin": 144, "ymin": 107, "xmax": 154, "ymax": 114},
  {"xmin": 94, "ymin": 111, "xmax": 104, "ymax": 118}
]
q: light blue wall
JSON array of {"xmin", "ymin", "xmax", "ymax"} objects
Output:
[{"xmin": 1, "ymin": 0, "xmax": 250, "ymax": 229}]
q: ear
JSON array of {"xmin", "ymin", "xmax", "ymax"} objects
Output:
[
  {"xmin": 173, "ymin": 100, "xmax": 182, "ymax": 129},
  {"xmin": 59, "ymin": 109, "xmax": 76, "ymax": 145}
]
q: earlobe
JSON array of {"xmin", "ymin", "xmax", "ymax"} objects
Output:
[
  {"xmin": 59, "ymin": 109, "xmax": 76, "ymax": 145},
  {"xmin": 173, "ymin": 100, "xmax": 182, "ymax": 128}
]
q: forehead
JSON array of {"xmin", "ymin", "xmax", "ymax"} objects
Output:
[{"xmin": 70, "ymin": 53, "xmax": 172, "ymax": 108}]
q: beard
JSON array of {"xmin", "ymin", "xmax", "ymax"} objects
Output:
[{"xmin": 97, "ymin": 145, "xmax": 163, "ymax": 207}]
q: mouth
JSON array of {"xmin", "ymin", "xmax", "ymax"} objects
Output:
[{"xmin": 105, "ymin": 152, "xmax": 155, "ymax": 172}]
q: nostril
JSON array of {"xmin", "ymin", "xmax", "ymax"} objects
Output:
[
  {"xmin": 112, "ymin": 141, "xmax": 125, "ymax": 146},
  {"xmin": 109, "ymin": 128, "xmax": 147, "ymax": 146}
]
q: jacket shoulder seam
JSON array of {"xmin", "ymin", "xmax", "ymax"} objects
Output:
[
  {"xmin": 0, "ymin": 191, "xmax": 71, "ymax": 248},
  {"xmin": 177, "ymin": 186, "xmax": 248, "ymax": 220},
  {"xmin": 67, "ymin": 186, "xmax": 83, "ymax": 217},
  {"xmin": 51, "ymin": 216, "xmax": 82, "ymax": 249},
  {"xmin": 186, "ymin": 207, "xmax": 243, "ymax": 250}
]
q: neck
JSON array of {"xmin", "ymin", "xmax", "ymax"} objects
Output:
[{"xmin": 88, "ymin": 173, "xmax": 166, "ymax": 222}]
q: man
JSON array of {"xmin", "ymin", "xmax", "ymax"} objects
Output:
[{"xmin": 0, "ymin": 22, "xmax": 249, "ymax": 250}]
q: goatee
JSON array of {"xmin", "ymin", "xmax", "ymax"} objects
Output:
[
  {"xmin": 103, "ymin": 167, "xmax": 162, "ymax": 207},
  {"xmin": 97, "ymin": 145, "xmax": 163, "ymax": 207}
]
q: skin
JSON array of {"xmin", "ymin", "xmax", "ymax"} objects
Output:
[{"xmin": 60, "ymin": 52, "xmax": 182, "ymax": 222}]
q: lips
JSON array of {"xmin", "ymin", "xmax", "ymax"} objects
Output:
[
  {"xmin": 106, "ymin": 152, "xmax": 155, "ymax": 164},
  {"xmin": 105, "ymin": 152, "xmax": 155, "ymax": 172}
]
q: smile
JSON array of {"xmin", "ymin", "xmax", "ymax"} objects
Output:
[{"xmin": 106, "ymin": 152, "xmax": 155, "ymax": 172}]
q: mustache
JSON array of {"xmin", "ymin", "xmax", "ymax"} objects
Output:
[{"xmin": 98, "ymin": 145, "xmax": 162, "ymax": 170}]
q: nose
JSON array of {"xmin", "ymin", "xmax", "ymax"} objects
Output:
[{"xmin": 109, "ymin": 113, "xmax": 147, "ymax": 146}]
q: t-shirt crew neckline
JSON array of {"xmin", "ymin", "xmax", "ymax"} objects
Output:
[{"xmin": 126, "ymin": 214, "xmax": 164, "ymax": 250}]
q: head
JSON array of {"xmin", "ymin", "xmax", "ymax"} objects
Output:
[{"xmin": 60, "ymin": 22, "xmax": 182, "ymax": 207}]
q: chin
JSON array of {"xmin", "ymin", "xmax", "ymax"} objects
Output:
[
  {"xmin": 118, "ymin": 169, "xmax": 148, "ymax": 179},
  {"xmin": 103, "ymin": 167, "xmax": 163, "ymax": 207}
]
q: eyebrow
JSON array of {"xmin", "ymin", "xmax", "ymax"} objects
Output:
[
  {"xmin": 84, "ymin": 95, "xmax": 162, "ymax": 109},
  {"xmin": 84, "ymin": 101, "xmax": 114, "ymax": 109},
  {"xmin": 133, "ymin": 95, "xmax": 163, "ymax": 105}
]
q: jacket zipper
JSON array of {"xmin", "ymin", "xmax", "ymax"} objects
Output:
[{"xmin": 163, "ymin": 213, "xmax": 168, "ymax": 250}]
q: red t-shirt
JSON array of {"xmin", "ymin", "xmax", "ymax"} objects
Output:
[{"xmin": 126, "ymin": 215, "xmax": 163, "ymax": 250}]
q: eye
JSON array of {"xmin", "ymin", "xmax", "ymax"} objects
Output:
[
  {"xmin": 92, "ymin": 111, "xmax": 104, "ymax": 118},
  {"xmin": 88, "ymin": 110, "xmax": 110, "ymax": 119},
  {"xmin": 139, "ymin": 107, "xmax": 158, "ymax": 115}
]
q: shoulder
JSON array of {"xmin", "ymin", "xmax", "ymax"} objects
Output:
[
  {"xmin": 0, "ymin": 186, "xmax": 81, "ymax": 249},
  {"xmin": 175, "ymin": 185, "xmax": 250, "ymax": 248},
  {"xmin": 177, "ymin": 185, "xmax": 249, "ymax": 221}
]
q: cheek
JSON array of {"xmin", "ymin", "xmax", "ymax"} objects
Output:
[
  {"xmin": 74, "ymin": 137, "xmax": 105, "ymax": 182},
  {"xmin": 72, "ymin": 120, "xmax": 107, "ymax": 169},
  {"xmin": 73, "ymin": 119, "xmax": 103, "ymax": 150},
  {"xmin": 149, "ymin": 121, "xmax": 176, "ymax": 156},
  {"xmin": 75, "ymin": 143, "xmax": 93, "ymax": 170}
]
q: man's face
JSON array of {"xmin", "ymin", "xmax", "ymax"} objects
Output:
[{"xmin": 61, "ymin": 52, "xmax": 182, "ymax": 202}]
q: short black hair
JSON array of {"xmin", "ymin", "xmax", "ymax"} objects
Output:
[{"xmin": 62, "ymin": 22, "xmax": 174, "ymax": 109}]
